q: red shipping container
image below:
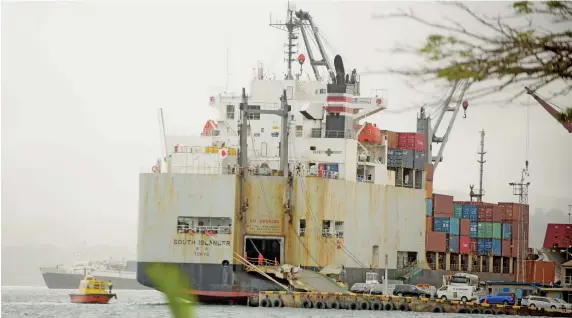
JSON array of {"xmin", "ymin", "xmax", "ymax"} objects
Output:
[
  {"xmin": 525, "ymin": 260, "xmax": 556, "ymax": 284},
  {"xmin": 426, "ymin": 232, "xmax": 447, "ymax": 252},
  {"xmin": 498, "ymin": 204, "xmax": 507, "ymax": 221},
  {"xmin": 459, "ymin": 236, "xmax": 471, "ymax": 254},
  {"xmin": 433, "ymin": 194, "xmax": 453, "ymax": 217},
  {"xmin": 460, "ymin": 219, "xmax": 470, "ymax": 236},
  {"xmin": 470, "ymin": 238, "xmax": 478, "ymax": 254},
  {"xmin": 397, "ymin": 132, "xmax": 416, "ymax": 151},
  {"xmin": 414, "ymin": 133, "xmax": 426, "ymax": 152},
  {"xmin": 492, "ymin": 204, "xmax": 501, "ymax": 222},
  {"xmin": 477, "ymin": 203, "xmax": 494, "ymax": 222},
  {"xmin": 380, "ymin": 130, "xmax": 398, "ymax": 148},
  {"xmin": 498, "ymin": 203, "xmax": 515, "ymax": 221},
  {"xmin": 524, "ymin": 204, "xmax": 530, "ymax": 223},
  {"xmin": 502, "ymin": 240, "xmax": 511, "ymax": 257},
  {"xmin": 426, "ymin": 216, "xmax": 433, "ymax": 233},
  {"xmin": 542, "ymin": 223, "xmax": 572, "ymax": 249}
]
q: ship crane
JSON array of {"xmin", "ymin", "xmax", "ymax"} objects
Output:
[
  {"xmin": 417, "ymin": 79, "xmax": 471, "ymax": 172},
  {"xmin": 525, "ymin": 86, "xmax": 572, "ymax": 134}
]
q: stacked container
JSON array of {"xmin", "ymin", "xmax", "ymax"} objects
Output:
[
  {"xmin": 425, "ymin": 194, "xmax": 453, "ymax": 253},
  {"xmin": 498, "ymin": 202, "xmax": 530, "ymax": 258}
]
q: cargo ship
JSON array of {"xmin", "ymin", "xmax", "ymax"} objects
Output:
[{"xmin": 136, "ymin": 5, "xmax": 529, "ymax": 302}]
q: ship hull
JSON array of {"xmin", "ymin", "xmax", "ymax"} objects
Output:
[
  {"xmin": 136, "ymin": 261, "xmax": 515, "ymax": 303},
  {"xmin": 41, "ymin": 271, "xmax": 150, "ymax": 290}
]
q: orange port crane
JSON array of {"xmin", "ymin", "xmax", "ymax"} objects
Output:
[{"xmin": 525, "ymin": 87, "xmax": 572, "ymax": 133}]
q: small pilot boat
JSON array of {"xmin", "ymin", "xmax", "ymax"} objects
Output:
[{"xmin": 69, "ymin": 275, "xmax": 117, "ymax": 304}]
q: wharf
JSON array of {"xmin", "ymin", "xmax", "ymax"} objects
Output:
[{"xmin": 251, "ymin": 292, "xmax": 572, "ymax": 316}]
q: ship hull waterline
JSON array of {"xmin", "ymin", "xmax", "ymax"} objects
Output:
[{"xmin": 136, "ymin": 262, "xmax": 516, "ymax": 304}]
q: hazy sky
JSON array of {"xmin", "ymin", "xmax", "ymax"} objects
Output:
[{"xmin": 2, "ymin": 1, "xmax": 571, "ymax": 251}]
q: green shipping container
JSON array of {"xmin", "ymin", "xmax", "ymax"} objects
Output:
[
  {"xmin": 453, "ymin": 205, "xmax": 463, "ymax": 218},
  {"xmin": 477, "ymin": 222, "xmax": 494, "ymax": 238},
  {"xmin": 492, "ymin": 222, "xmax": 502, "ymax": 239}
]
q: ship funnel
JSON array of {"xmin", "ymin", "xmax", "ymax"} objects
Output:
[{"xmin": 333, "ymin": 55, "xmax": 345, "ymax": 84}]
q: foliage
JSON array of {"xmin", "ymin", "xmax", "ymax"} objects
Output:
[
  {"xmin": 146, "ymin": 263, "xmax": 196, "ymax": 318},
  {"xmin": 372, "ymin": 1, "xmax": 571, "ymax": 123}
]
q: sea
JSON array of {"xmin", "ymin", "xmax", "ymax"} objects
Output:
[{"xmin": 1, "ymin": 286, "xmax": 465, "ymax": 317}]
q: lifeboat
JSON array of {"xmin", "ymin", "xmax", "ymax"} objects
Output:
[
  {"xmin": 357, "ymin": 122, "xmax": 382, "ymax": 144},
  {"xmin": 69, "ymin": 275, "xmax": 117, "ymax": 304}
]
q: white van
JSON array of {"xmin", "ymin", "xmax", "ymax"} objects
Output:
[{"xmin": 437, "ymin": 285, "xmax": 477, "ymax": 302}]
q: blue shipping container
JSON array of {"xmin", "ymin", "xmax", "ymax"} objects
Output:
[
  {"xmin": 326, "ymin": 164, "xmax": 339, "ymax": 172},
  {"xmin": 492, "ymin": 239, "xmax": 502, "ymax": 256},
  {"xmin": 461, "ymin": 205, "xmax": 471, "ymax": 219},
  {"xmin": 447, "ymin": 235, "xmax": 460, "ymax": 253},
  {"xmin": 433, "ymin": 217, "xmax": 450, "ymax": 232},
  {"xmin": 477, "ymin": 238, "xmax": 493, "ymax": 256},
  {"xmin": 502, "ymin": 223, "xmax": 512, "ymax": 240},
  {"xmin": 469, "ymin": 222, "xmax": 478, "ymax": 238},
  {"xmin": 426, "ymin": 199, "xmax": 432, "ymax": 217},
  {"xmin": 449, "ymin": 217, "xmax": 460, "ymax": 235},
  {"xmin": 468, "ymin": 205, "xmax": 478, "ymax": 221}
]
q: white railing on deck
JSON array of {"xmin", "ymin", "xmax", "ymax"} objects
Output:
[
  {"xmin": 306, "ymin": 130, "xmax": 357, "ymax": 139},
  {"xmin": 177, "ymin": 225, "xmax": 232, "ymax": 234}
]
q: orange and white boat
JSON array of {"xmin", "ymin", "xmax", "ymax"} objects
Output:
[{"xmin": 69, "ymin": 275, "xmax": 117, "ymax": 304}]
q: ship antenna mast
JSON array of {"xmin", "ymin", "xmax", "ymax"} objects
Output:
[
  {"xmin": 270, "ymin": 2, "xmax": 297, "ymax": 80},
  {"xmin": 470, "ymin": 130, "xmax": 486, "ymax": 202},
  {"xmin": 509, "ymin": 161, "xmax": 530, "ymax": 283}
]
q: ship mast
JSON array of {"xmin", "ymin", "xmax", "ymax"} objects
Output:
[
  {"xmin": 270, "ymin": 3, "xmax": 298, "ymax": 80},
  {"xmin": 509, "ymin": 161, "xmax": 530, "ymax": 283},
  {"xmin": 470, "ymin": 130, "xmax": 486, "ymax": 202}
]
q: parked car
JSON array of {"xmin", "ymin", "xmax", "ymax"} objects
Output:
[
  {"xmin": 392, "ymin": 284, "xmax": 431, "ymax": 298},
  {"xmin": 521, "ymin": 296, "xmax": 561, "ymax": 309},
  {"xmin": 552, "ymin": 298, "xmax": 572, "ymax": 310},
  {"xmin": 478, "ymin": 292, "xmax": 516, "ymax": 305}
]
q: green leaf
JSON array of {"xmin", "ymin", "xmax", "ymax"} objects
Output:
[
  {"xmin": 146, "ymin": 263, "xmax": 196, "ymax": 318},
  {"xmin": 513, "ymin": 1, "xmax": 533, "ymax": 14}
]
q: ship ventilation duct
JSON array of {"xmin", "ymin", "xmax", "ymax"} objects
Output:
[{"xmin": 300, "ymin": 102, "xmax": 324, "ymax": 120}]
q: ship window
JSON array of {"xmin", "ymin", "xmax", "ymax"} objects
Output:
[
  {"xmin": 271, "ymin": 132, "xmax": 279, "ymax": 137},
  {"xmin": 335, "ymin": 221, "xmax": 344, "ymax": 238},
  {"xmin": 296, "ymin": 125, "xmax": 303, "ymax": 137},
  {"xmin": 254, "ymin": 133, "xmax": 260, "ymax": 137},
  {"xmin": 298, "ymin": 219, "xmax": 306, "ymax": 236},
  {"xmin": 177, "ymin": 216, "xmax": 232, "ymax": 234},
  {"xmin": 247, "ymin": 105, "xmax": 260, "ymax": 120},
  {"xmin": 226, "ymin": 105, "xmax": 235, "ymax": 120},
  {"xmin": 320, "ymin": 89, "xmax": 326, "ymax": 94},
  {"xmin": 322, "ymin": 220, "xmax": 333, "ymax": 237},
  {"xmin": 286, "ymin": 86, "xmax": 293, "ymax": 100}
]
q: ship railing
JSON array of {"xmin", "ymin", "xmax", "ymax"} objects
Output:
[
  {"xmin": 306, "ymin": 129, "xmax": 357, "ymax": 139},
  {"xmin": 176, "ymin": 225, "xmax": 232, "ymax": 234},
  {"xmin": 245, "ymin": 257, "xmax": 280, "ymax": 267}
]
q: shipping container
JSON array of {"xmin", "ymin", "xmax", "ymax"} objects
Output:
[
  {"xmin": 425, "ymin": 181, "xmax": 433, "ymax": 199},
  {"xmin": 433, "ymin": 217, "xmax": 451, "ymax": 233},
  {"xmin": 498, "ymin": 204, "xmax": 507, "ymax": 221},
  {"xmin": 477, "ymin": 238, "xmax": 493, "ymax": 256},
  {"xmin": 426, "ymin": 232, "xmax": 447, "ymax": 252},
  {"xmin": 387, "ymin": 148, "xmax": 404, "ymax": 168},
  {"xmin": 525, "ymin": 260, "xmax": 556, "ymax": 284},
  {"xmin": 397, "ymin": 132, "xmax": 416, "ymax": 151},
  {"xmin": 492, "ymin": 222, "xmax": 502, "ymax": 240},
  {"xmin": 453, "ymin": 205, "xmax": 463, "ymax": 218},
  {"xmin": 449, "ymin": 217, "xmax": 460, "ymax": 236},
  {"xmin": 433, "ymin": 194, "xmax": 453, "ymax": 217},
  {"xmin": 524, "ymin": 204, "xmax": 530, "ymax": 223},
  {"xmin": 492, "ymin": 205, "xmax": 501, "ymax": 222},
  {"xmin": 502, "ymin": 223, "xmax": 512, "ymax": 240},
  {"xmin": 414, "ymin": 133, "xmax": 426, "ymax": 152},
  {"xmin": 380, "ymin": 130, "xmax": 398, "ymax": 148},
  {"xmin": 502, "ymin": 240, "xmax": 511, "ymax": 257},
  {"xmin": 477, "ymin": 203, "xmax": 494, "ymax": 222},
  {"xmin": 425, "ymin": 163, "xmax": 433, "ymax": 181},
  {"xmin": 447, "ymin": 235, "xmax": 460, "ymax": 253},
  {"xmin": 499, "ymin": 202, "xmax": 529, "ymax": 222},
  {"xmin": 543, "ymin": 223, "xmax": 572, "ymax": 249},
  {"xmin": 402, "ymin": 149, "xmax": 414, "ymax": 169},
  {"xmin": 492, "ymin": 239, "xmax": 502, "ymax": 256},
  {"xmin": 470, "ymin": 238, "xmax": 478, "ymax": 254},
  {"xmin": 459, "ymin": 236, "xmax": 471, "ymax": 254},
  {"xmin": 477, "ymin": 222, "xmax": 493, "ymax": 238},
  {"xmin": 426, "ymin": 216, "xmax": 433, "ymax": 233},
  {"xmin": 460, "ymin": 219, "xmax": 470, "ymax": 237},
  {"xmin": 414, "ymin": 152, "xmax": 426, "ymax": 170},
  {"xmin": 426, "ymin": 199, "xmax": 432, "ymax": 216},
  {"xmin": 461, "ymin": 205, "xmax": 478, "ymax": 221},
  {"xmin": 469, "ymin": 222, "xmax": 478, "ymax": 238}
]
